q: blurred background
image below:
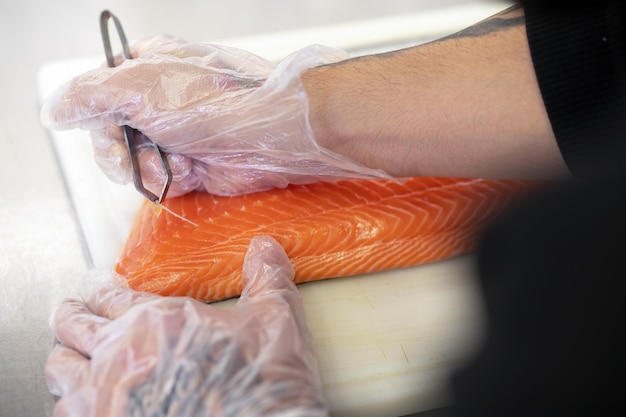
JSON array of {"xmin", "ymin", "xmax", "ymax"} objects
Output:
[{"xmin": 0, "ymin": 1, "xmax": 506, "ymax": 416}]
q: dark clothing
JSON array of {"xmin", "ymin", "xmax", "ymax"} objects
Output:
[
  {"xmin": 524, "ymin": 0, "xmax": 626, "ymax": 175},
  {"xmin": 446, "ymin": 1, "xmax": 626, "ymax": 415},
  {"xmin": 448, "ymin": 169, "xmax": 626, "ymax": 416}
]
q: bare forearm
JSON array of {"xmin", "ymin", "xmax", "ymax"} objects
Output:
[{"xmin": 303, "ymin": 5, "xmax": 571, "ymax": 180}]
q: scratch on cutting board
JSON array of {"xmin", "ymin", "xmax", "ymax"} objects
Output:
[
  {"xmin": 400, "ymin": 344, "xmax": 410, "ymax": 364},
  {"xmin": 363, "ymin": 293, "xmax": 376, "ymax": 310}
]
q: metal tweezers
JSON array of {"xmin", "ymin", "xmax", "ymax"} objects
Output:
[{"xmin": 99, "ymin": 10, "xmax": 172, "ymax": 204}]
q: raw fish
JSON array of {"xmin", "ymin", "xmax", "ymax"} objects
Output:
[{"xmin": 115, "ymin": 177, "xmax": 536, "ymax": 302}]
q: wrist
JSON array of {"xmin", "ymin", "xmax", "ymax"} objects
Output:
[
  {"xmin": 301, "ymin": 56, "xmax": 406, "ymax": 175},
  {"xmin": 302, "ymin": 48, "xmax": 441, "ymax": 178}
]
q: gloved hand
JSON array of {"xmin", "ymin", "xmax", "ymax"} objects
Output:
[
  {"xmin": 46, "ymin": 236, "xmax": 328, "ymax": 417},
  {"xmin": 40, "ymin": 36, "xmax": 391, "ymax": 197}
]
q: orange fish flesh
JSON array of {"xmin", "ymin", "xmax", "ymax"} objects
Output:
[{"xmin": 115, "ymin": 177, "xmax": 535, "ymax": 302}]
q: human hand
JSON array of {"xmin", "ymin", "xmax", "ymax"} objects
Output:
[
  {"xmin": 46, "ymin": 236, "xmax": 328, "ymax": 417},
  {"xmin": 40, "ymin": 36, "xmax": 391, "ymax": 197}
]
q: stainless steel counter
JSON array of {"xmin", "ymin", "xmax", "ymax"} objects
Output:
[{"xmin": 0, "ymin": 1, "xmax": 490, "ymax": 416}]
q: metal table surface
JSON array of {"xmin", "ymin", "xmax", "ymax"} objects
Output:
[{"xmin": 0, "ymin": 1, "xmax": 489, "ymax": 416}]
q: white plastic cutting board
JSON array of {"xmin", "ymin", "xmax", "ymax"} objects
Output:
[{"xmin": 37, "ymin": 4, "xmax": 506, "ymax": 416}]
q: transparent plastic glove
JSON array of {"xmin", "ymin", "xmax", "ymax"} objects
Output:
[
  {"xmin": 40, "ymin": 36, "xmax": 391, "ymax": 197},
  {"xmin": 46, "ymin": 236, "xmax": 328, "ymax": 417}
]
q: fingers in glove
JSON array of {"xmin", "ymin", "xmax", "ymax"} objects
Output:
[
  {"xmin": 52, "ymin": 398, "xmax": 70, "ymax": 417},
  {"xmin": 91, "ymin": 127, "xmax": 201, "ymax": 196},
  {"xmin": 240, "ymin": 236, "xmax": 296, "ymax": 297},
  {"xmin": 240, "ymin": 236, "xmax": 315, "ymax": 348},
  {"xmin": 40, "ymin": 60, "xmax": 170, "ymax": 131},
  {"xmin": 237, "ymin": 237, "xmax": 324, "ymax": 408},
  {"xmin": 46, "ymin": 344, "xmax": 90, "ymax": 397},
  {"xmin": 82, "ymin": 284, "xmax": 161, "ymax": 320},
  {"xmin": 111, "ymin": 35, "xmax": 207, "ymax": 68},
  {"xmin": 39, "ymin": 37, "xmax": 274, "ymax": 132},
  {"xmin": 50, "ymin": 299, "xmax": 110, "ymax": 357},
  {"xmin": 128, "ymin": 35, "xmax": 274, "ymax": 77},
  {"xmin": 39, "ymin": 65, "xmax": 124, "ymax": 131},
  {"xmin": 91, "ymin": 127, "xmax": 131, "ymax": 184},
  {"xmin": 130, "ymin": 136, "xmax": 199, "ymax": 198},
  {"xmin": 237, "ymin": 235, "xmax": 306, "ymax": 320},
  {"xmin": 129, "ymin": 35, "xmax": 204, "ymax": 60},
  {"xmin": 110, "ymin": 36, "xmax": 189, "ymax": 66}
]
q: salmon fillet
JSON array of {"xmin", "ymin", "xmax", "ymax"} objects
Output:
[{"xmin": 115, "ymin": 177, "xmax": 535, "ymax": 302}]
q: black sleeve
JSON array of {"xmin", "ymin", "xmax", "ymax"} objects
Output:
[
  {"xmin": 522, "ymin": 0, "xmax": 626, "ymax": 176},
  {"xmin": 444, "ymin": 168, "xmax": 626, "ymax": 416},
  {"xmin": 439, "ymin": 4, "xmax": 626, "ymax": 415}
]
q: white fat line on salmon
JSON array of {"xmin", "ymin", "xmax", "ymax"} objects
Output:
[{"xmin": 152, "ymin": 202, "xmax": 199, "ymax": 227}]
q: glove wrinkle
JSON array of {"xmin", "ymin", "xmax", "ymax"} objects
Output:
[
  {"xmin": 40, "ymin": 38, "xmax": 392, "ymax": 197},
  {"xmin": 46, "ymin": 236, "xmax": 328, "ymax": 417}
]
